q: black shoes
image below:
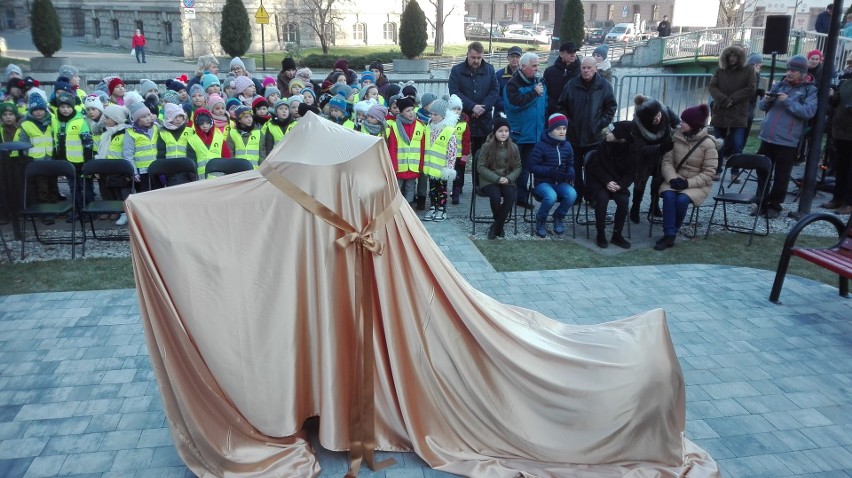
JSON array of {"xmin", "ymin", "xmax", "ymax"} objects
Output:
[
  {"xmin": 629, "ymin": 206, "xmax": 640, "ymax": 224},
  {"xmin": 611, "ymin": 233, "xmax": 631, "ymax": 249},
  {"xmin": 654, "ymin": 235, "xmax": 676, "ymax": 251},
  {"xmin": 596, "ymin": 234, "xmax": 608, "ymax": 248},
  {"xmin": 487, "ymin": 224, "xmax": 497, "ymax": 240},
  {"xmin": 415, "ymin": 196, "xmax": 426, "ymax": 211}
]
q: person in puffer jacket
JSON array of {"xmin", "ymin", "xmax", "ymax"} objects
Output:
[{"xmin": 529, "ymin": 113, "xmax": 577, "ymax": 238}]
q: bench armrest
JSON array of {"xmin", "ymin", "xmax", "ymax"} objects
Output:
[{"xmin": 782, "ymin": 213, "xmax": 849, "ymax": 253}]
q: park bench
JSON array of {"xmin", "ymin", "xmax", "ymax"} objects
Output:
[{"xmin": 770, "ymin": 212, "xmax": 852, "ymax": 303}]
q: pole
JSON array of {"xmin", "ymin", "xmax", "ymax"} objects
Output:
[
  {"xmin": 488, "ymin": 0, "xmax": 494, "ymax": 53},
  {"xmin": 261, "ymin": 23, "xmax": 266, "ymax": 71},
  {"xmin": 796, "ymin": 0, "xmax": 843, "ymax": 217}
]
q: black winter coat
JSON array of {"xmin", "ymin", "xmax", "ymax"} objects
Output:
[
  {"xmin": 557, "ymin": 73, "xmax": 617, "ymax": 147},
  {"xmin": 543, "ymin": 56, "xmax": 580, "ymax": 117},
  {"xmin": 448, "ymin": 59, "xmax": 500, "ymax": 138},
  {"xmin": 586, "ymin": 141, "xmax": 637, "ymax": 199}
]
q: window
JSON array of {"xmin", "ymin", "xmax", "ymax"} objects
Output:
[
  {"xmin": 542, "ymin": 4, "xmax": 549, "ymax": 21},
  {"xmin": 477, "ymin": 4, "xmax": 482, "ymax": 19},
  {"xmin": 112, "ymin": 19, "xmax": 120, "ymax": 40},
  {"xmin": 753, "ymin": 6, "xmax": 765, "ymax": 27},
  {"xmin": 164, "ymin": 21, "xmax": 173, "ymax": 44},
  {"xmin": 590, "ymin": 4, "xmax": 597, "ymax": 20},
  {"xmin": 652, "ymin": 4, "xmax": 659, "ymax": 21},
  {"xmin": 283, "ymin": 22, "xmax": 299, "ymax": 43},
  {"xmin": 504, "ymin": 5, "xmax": 510, "ymax": 18},
  {"xmin": 383, "ymin": 22, "xmax": 397, "ymax": 42},
  {"xmin": 607, "ymin": 4, "xmax": 614, "ymax": 20},
  {"xmin": 93, "ymin": 18, "xmax": 100, "ymax": 38},
  {"xmin": 353, "ymin": 22, "xmax": 366, "ymax": 42}
]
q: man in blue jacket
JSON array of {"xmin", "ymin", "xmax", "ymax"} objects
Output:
[
  {"xmin": 449, "ymin": 42, "xmax": 500, "ymax": 204},
  {"xmin": 504, "ymin": 52, "xmax": 547, "ymax": 207}
]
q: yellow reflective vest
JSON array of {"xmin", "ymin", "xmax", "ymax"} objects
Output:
[
  {"xmin": 187, "ymin": 130, "xmax": 225, "ymax": 176},
  {"xmin": 422, "ymin": 126, "xmax": 454, "ymax": 178},
  {"xmin": 159, "ymin": 127, "xmax": 192, "ymax": 159},
  {"xmin": 127, "ymin": 125, "xmax": 159, "ymax": 171},
  {"xmin": 229, "ymin": 128, "xmax": 261, "ymax": 168},
  {"xmin": 454, "ymin": 120, "xmax": 467, "ymax": 159},
  {"xmin": 388, "ymin": 120, "xmax": 425, "ymax": 174},
  {"xmin": 53, "ymin": 116, "xmax": 87, "ymax": 164},
  {"xmin": 19, "ymin": 120, "xmax": 54, "ymax": 159}
]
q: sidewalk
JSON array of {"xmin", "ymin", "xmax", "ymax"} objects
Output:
[{"xmin": 0, "ymin": 214, "xmax": 851, "ymax": 477}]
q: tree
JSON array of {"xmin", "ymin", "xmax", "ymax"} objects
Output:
[
  {"xmin": 559, "ymin": 0, "xmax": 584, "ymax": 47},
  {"xmin": 425, "ymin": 0, "xmax": 456, "ymax": 56},
  {"xmin": 220, "ymin": 0, "xmax": 252, "ymax": 58},
  {"xmin": 717, "ymin": 0, "xmax": 743, "ymax": 27},
  {"xmin": 298, "ymin": 0, "xmax": 348, "ymax": 56},
  {"xmin": 399, "ymin": 0, "xmax": 428, "ymax": 59},
  {"xmin": 30, "ymin": 0, "xmax": 62, "ymax": 57}
]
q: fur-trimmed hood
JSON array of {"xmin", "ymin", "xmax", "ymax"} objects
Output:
[{"xmin": 718, "ymin": 45, "xmax": 747, "ymax": 70}]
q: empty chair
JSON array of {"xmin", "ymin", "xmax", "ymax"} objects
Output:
[
  {"xmin": 80, "ymin": 159, "xmax": 136, "ymax": 254},
  {"xmin": 147, "ymin": 157, "xmax": 197, "ymax": 190},
  {"xmin": 19, "ymin": 160, "xmax": 83, "ymax": 259},
  {"xmin": 205, "ymin": 157, "xmax": 254, "ymax": 179},
  {"xmin": 704, "ymin": 153, "xmax": 772, "ymax": 246}
]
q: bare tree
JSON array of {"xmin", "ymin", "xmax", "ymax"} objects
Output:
[
  {"xmin": 298, "ymin": 0, "xmax": 349, "ymax": 55},
  {"xmin": 426, "ymin": 0, "xmax": 456, "ymax": 55}
]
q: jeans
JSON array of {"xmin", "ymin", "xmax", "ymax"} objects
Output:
[
  {"xmin": 516, "ymin": 143, "xmax": 535, "ymax": 203},
  {"xmin": 661, "ymin": 190, "xmax": 692, "ymax": 236},
  {"xmin": 534, "ymin": 182, "xmax": 577, "ymax": 220},
  {"xmin": 135, "ymin": 46, "xmax": 146, "ymax": 63},
  {"xmin": 398, "ymin": 178, "xmax": 416, "ymax": 203},
  {"xmin": 714, "ymin": 127, "xmax": 746, "ymax": 173}
]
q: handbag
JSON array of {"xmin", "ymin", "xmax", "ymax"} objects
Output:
[{"xmin": 130, "ymin": 48, "xmax": 135, "ymax": 55}]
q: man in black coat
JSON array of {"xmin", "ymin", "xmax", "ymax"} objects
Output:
[
  {"xmin": 814, "ymin": 4, "xmax": 832, "ymax": 34},
  {"xmin": 657, "ymin": 15, "xmax": 672, "ymax": 37},
  {"xmin": 543, "ymin": 42, "xmax": 580, "ymax": 117},
  {"xmin": 449, "ymin": 41, "xmax": 500, "ymax": 203}
]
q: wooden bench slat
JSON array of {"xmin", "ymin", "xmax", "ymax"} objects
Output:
[{"xmin": 792, "ymin": 248, "xmax": 852, "ymax": 278}]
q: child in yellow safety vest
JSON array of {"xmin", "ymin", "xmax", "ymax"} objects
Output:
[
  {"xmin": 157, "ymin": 104, "xmax": 194, "ymax": 185},
  {"xmin": 227, "ymin": 105, "xmax": 262, "ymax": 168},
  {"xmin": 97, "ymin": 104, "xmax": 132, "ymax": 226},
  {"xmin": 387, "ymin": 97, "xmax": 425, "ymax": 206},
  {"xmin": 207, "ymin": 94, "xmax": 230, "ymax": 135},
  {"xmin": 53, "ymin": 91, "xmax": 94, "ymax": 222},
  {"xmin": 262, "ymin": 99, "xmax": 295, "ymax": 160},
  {"xmin": 187, "ymin": 109, "xmax": 229, "ymax": 178},
  {"xmin": 448, "ymin": 94, "xmax": 471, "ymax": 205},
  {"xmin": 362, "ymin": 104, "xmax": 389, "ymax": 140},
  {"xmin": 17, "ymin": 93, "xmax": 57, "ymax": 218},
  {"xmin": 124, "ymin": 102, "xmax": 159, "ymax": 192},
  {"xmin": 421, "ymin": 97, "xmax": 458, "ymax": 222}
]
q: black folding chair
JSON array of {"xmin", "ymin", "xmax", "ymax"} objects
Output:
[
  {"xmin": 468, "ymin": 152, "xmax": 518, "ymax": 236},
  {"xmin": 147, "ymin": 157, "xmax": 197, "ymax": 190},
  {"xmin": 19, "ymin": 160, "xmax": 82, "ymax": 259},
  {"xmin": 80, "ymin": 160, "xmax": 135, "ymax": 255},
  {"xmin": 0, "ymin": 226, "xmax": 12, "ymax": 262},
  {"xmin": 205, "ymin": 157, "xmax": 254, "ymax": 179},
  {"xmin": 704, "ymin": 153, "xmax": 773, "ymax": 246}
]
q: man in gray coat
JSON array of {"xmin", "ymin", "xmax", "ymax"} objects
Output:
[{"xmin": 708, "ymin": 45, "xmax": 756, "ymax": 178}]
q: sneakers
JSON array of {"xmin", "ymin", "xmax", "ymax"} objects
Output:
[
  {"xmin": 553, "ymin": 215, "xmax": 566, "ymax": 235},
  {"xmin": 422, "ymin": 207, "xmax": 436, "ymax": 221},
  {"xmin": 433, "ymin": 209, "xmax": 447, "ymax": 221},
  {"xmin": 596, "ymin": 234, "xmax": 608, "ymax": 248},
  {"xmin": 115, "ymin": 213, "xmax": 128, "ymax": 226},
  {"xmin": 654, "ymin": 235, "xmax": 676, "ymax": 251},
  {"xmin": 611, "ymin": 233, "xmax": 631, "ymax": 249}
]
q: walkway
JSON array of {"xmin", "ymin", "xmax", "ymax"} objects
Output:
[{"xmin": 0, "ymin": 216, "xmax": 850, "ymax": 477}]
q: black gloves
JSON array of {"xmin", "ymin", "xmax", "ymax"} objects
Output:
[
  {"xmin": 669, "ymin": 178, "xmax": 688, "ymax": 191},
  {"xmin": 756, "ymin": 88, "xmax": 766, "ymax": 98}
]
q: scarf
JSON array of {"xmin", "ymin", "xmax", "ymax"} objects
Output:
[
  {"xmin": 395, "ymin": 115, "xmax": 414, "ymax": 143},
  {"xmin": 362, "ymin": 120, "xmax": 384, "ymax": 136}
]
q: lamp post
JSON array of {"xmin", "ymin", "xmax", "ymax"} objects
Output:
[{"xmin": 488, "ymin": 0, "xmax": 495, "ymax": 53}]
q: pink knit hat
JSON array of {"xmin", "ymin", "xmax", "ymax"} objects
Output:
[{"xmin": 233, "ymin": 76, "xmax": 254, "ymax": 95}]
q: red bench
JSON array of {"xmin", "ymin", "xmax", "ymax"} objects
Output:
[{"xmin": 770, "ymin": 212, "xmax": 852, "ymax": 303}]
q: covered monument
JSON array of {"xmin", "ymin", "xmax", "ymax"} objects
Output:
[{"xmin": 126, "ymin": 113, "xmax": 719, "ymax": 477}]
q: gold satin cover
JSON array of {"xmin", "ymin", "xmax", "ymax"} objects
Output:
[{"xmin": 127, "ymin": 113, "xmax": 720, "ymax": 478}]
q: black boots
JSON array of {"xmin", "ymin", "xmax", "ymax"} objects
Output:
[
  {"xmin": 415, "ymin": 196, "xmax": 426, "ymax": 211},
  {"xmin": 611, "ymin": 232, "xmax": 631, "ymax": 249},
  {"xmin": 654, "ymin": 235, "xmax": 676, "ymax": 251}
]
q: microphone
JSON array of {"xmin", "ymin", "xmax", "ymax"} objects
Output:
[{"xmin": 533, "ymin": 72, "xmax": 542, "ymax": 83}]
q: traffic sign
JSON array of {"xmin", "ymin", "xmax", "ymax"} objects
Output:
[
  {"xmin": 184, "ymin": 7, "xmax": 196, "ymax": 19},
  {"xmin": 255, "ymin": 4, "xmax": 269, "ymax": 24},
  {"xmin": 622, "ymin": 5, "xmax": 628, "ymax": 17},
  {"xmin": 182, "ymin": 0, "xmax": 194, "ymax": 7}
]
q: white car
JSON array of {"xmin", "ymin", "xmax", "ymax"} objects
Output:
[{"xmin": 503, "ymin": 29, "xmax": 549, "ymax": 45}]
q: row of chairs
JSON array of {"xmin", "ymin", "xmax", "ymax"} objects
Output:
[{"xmin": 15, "ymin": 157, "xmax": 254, "ymax": 261}]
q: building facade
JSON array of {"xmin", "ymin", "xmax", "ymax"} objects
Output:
[{"xmin": 462, "ymin": 0, "xmax": 675, "ymax": 29}]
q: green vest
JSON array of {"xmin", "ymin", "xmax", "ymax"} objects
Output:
[
  {"xmin": 127, "ymin": 125, "xmax": 159, "ymax": 170},
  {"xmin": 160, "ymin": 127, "xmax": 192, "ymax": 159},
  {"xmin": 388, "ymin": 120, "xmax": 425, "ymax": 174},
  {"xmin": 229, "ymin": 128, "xmax": 261, "ymax": 168},
  {"xmin": 423, "ymin": 126, "xmax": 454, "ymax": 178},
  {"xmin": 54, "ymin": 116, "xmax": 87, "ymax": 163},
  {"xmin": 454, "ymin": 121, "xmax": 467, "ymax": 159},
  {"xmin": 187, "ymin": 130, "xmax": 225, "ymax": 176},
  {"xmin": 19, "ymin": 121, "xmax": 54, "ymax": 159}
]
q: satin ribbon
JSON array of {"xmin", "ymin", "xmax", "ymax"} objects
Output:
[{"xmin": 260, "ymin": 162, "xmax": 401, "ymax": 477}]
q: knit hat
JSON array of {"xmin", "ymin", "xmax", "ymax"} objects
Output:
[
  {"xmin": 0, "ymin": 102, "xmax": 19, "ymax": 120},
  {"xmin": 233, "ymin": 76, "xmax": 254, "ymax": 95},
  {"xmin": 747, "ymin": 53, "xmax": 763, "ymax": 66},
  {"xmin": 329, "ymin": 83, "xmax": 353, "ymax": 99},
  {"xmin": 164, "ymin": 103, "xmax": 186, "ymax": 125},
  {"xmin": 388, "ymin": 94, "xmax": 401, "ymax": 108},
  {"xmin": 401, "ymin": 84, "xmax": 418, "ymax": 98},
  {"xmin": 354, "ymin": 100, "xmax": 373, "ymax": 116},
  {"xmin": 273, "ymin": 99, "xmax": 289, "ymax": 112},
  {"xmin": 189, "ymin": 84, "xmax": 205, "ymax": 97},
  {"xmin": 282, "ymin": 57, "xmax": 297, "ymax": 71},
  {"xmin": 165, "ymin": 78, "xmax": 187, "ymax": 92},
  {"xmin": 333, "ymin": 58, "xmax": 349, "ymax": 71},
  {"xmin": 53, "ymin": 78, "xmax": 72, "ymax": 93},
  {"xmin": 680, "ymin": 104, "xmax": 710, "ymax": 131},
  {"xmin": 251, "ymin": 96, "xmax": 269, "ymax": 110},
  {"xmin": 366, "ymin": 104, "xmax": 388, "ymax": 122},
  {"xmin": 103, "ymin": 104, "xmax": 128, "ymax": 124},
  {"xmin": 298, "ymin": 103, "xmax": 320, "ymax": 118},
  {"xmin": 507, "ymin": 46, "xmax": 523, "ymax": 57},
  {"xmin": 28, "ymin": 93, "xmax": 48, "ymax": 113},
  {"xmin": 318, "ymin": 93, "xmax": 333, "ymax": 109},
  {"xmin": 129, "ymin": 102, "xmax": 149, "ymax": 122},
  {"xmin": 448, "ymin": 94, "xmax": 463, "ymax": 112},
  {"xmin": 123, "ymin": 91, "xmax": 144, "ymax": 109},
  {"xmin": 5, "ymin": 63, "xmax": 22, "ymax": 80},
  {"xmin": 295, "ymin": 67, "xmax": 313, "ymax": 84},
  {"xmin": 262, "ymin": 76, "xmax": 276, "ymax": 88},
  {"xmin": 230, "ymin": 57, "xmax": 247, "ymax": 72},
  {"xmin": 420, "ymin": 93, "xmax": 437, "ymax": 110},
  {"xmin": 492, "ymin": 116, "xmax": 511, "ymax": 134},
  {"xmin": 300, "ymin": 87, "xmax": 316, "ymax": 101},
  {"xmin": 547, "ymin": 113, "xmax": 569, "ymax": 132},
  {"xmin": 201, "ymin": 74, "xmax": 220, "ymax": 89},
  {"xmin": 385, "ymin": 83, "xmax": 401, "ymax": 99},
  {"xmin": 144, "ymin": 94, "xmax": 159, "ymax": 115},
  {"xmin": 21, "ymin": 76, "xmax": 39, "ymax": 91},
  {"xmin": 786, "ymin": 55, "xmax": 809, "ymax": 74},
  {"xmin": 807, "ymin": 49, "xmax": 823, "ymax": 61},
  {"xmin": 108, "ymin": 77, "xmax": 125, "ymax": 95},
  {"xmin": 429, "ymin": 97, "xmax": 449, "ymax": 118},
  {"xmin": 162, "ymin": 90, "xmax": 180, "ymax": 105},
  {"xmin": 634, "ymin": 95, "xmax": 663, "ymax": 126},
  {"xmin": 288, "ymin": 95, "xmax": 304, "ymax": 109},
  {"xmin": 288, "ymin": 78, "xmax": 305, "ymax": 91},
  {"xmin": 609, "ymin": 120, "xmax": 632, "ymax": 141},
  {"xmin": 559, "ymin": 41, "xmax": 578, "ymax": 53},
  {"xmin": 138, "ymin": 79, "xmax": 157, "ymax": 94},
  {"xmin": 234, "ymin": 105, "xmax": 252, "ymax": 119},
  {"xmin": 360, "ymin": 71, "xmax": 376, "ymax": 85},
  {"xmin": 55, "ymin": 92, "xmax": 76, "ymax": 108},
  {"xmin": 207, "ymin": 93, "xmax": 225, "ymax": 108},
  {"xmin": 328, "ymin": 94, "xmax": 347, "ymax": 113},
  {"xmin": 226, "ymin": 98, "xmax": 242, "ymax": 112},
  {"xmin": 264, "ymin": 86, "xmax": 281, "ymax": 101},
  {"xmin": 194, "ymin": 108, "xmax": 213, "ymax": 125},
  {"xmin": 593, "ymin": 44, "xmax": 609, "ymax": 58},
  {"xmin": 58, "ymin": 64, "xmax": 78, "ymax": 79},
  {"xmin": 369, "ymin": 60, "xmax": 384, "ymax": 74},
  {"xmin": 83, "ymin": 94, "xmax": 104, "ymax": 113},
  {"xmin": 396, "ymin": 96, "xmax": 416, "ymax": 113}
]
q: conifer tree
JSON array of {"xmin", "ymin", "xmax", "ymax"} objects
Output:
[
  {"xmin": 220, "ymin": 0, "xmax": 252, "ymax": 58},
  {"xmin": 559, "ymin": 0, "xmax": 585, "ymax": 47},
  {"xmin": 31, "ymin": 0, "xmax": 62, "ymax": 57},
  {"xmin": 399, "ymin": 0, "xmax": 428, "ymax": 59}
]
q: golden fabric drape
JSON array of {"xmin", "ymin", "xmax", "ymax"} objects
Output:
[{"xmin": 127, "ymin": 113, "xmax": 720, "ymax": 478}]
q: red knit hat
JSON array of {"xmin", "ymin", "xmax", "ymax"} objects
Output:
[
  {"xmin": 108, "ymin": 77, "xmax": 125, "ymax": 95},
  {"xmin": 807, "ymin": 49, "xmax": 823, "ymax": 61}
]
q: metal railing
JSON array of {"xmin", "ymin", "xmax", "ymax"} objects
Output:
[{"xmin": 613, "ymin": 74, "xmax": 713, "ymax": 121}]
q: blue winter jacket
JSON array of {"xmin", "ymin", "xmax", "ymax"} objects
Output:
[
  {"xmin": 504, "ymin": 71, "xmax": 547, "ymax": 145},
  {"xmin": 529, "ymin": 131, "xmax": 575, "ymax": 187},
  {"xmin": 758, "ymin": 79, "xmax": 817, "ymax": 148},
  {"xmin": 448, "ymin": 60, "xmax": 500, "ymax": 137}
]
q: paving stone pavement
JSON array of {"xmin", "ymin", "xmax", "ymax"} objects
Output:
[{"xmin": 1, "ymin": 218, "xmax": 851, "ymax": 478}]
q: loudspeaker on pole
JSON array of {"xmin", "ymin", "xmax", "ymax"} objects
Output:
[{"xmin": 763, "ymin": 15, "xmax": 792, "ymax": 55}]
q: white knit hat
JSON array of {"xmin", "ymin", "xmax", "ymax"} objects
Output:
[
  {"xmin": 103, "ymin": 104, "xmax": 129, "ymax": 124},
  {"xmin": 83, "ymin": 94, "xmax": 104, "ymax": 113}
]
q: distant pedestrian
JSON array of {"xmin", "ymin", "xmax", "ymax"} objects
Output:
[
  {"xmin": 814, "ymin": 4, "xmax": 832, "ymax": 34},
  {"xmin": 131, "ymin": 29, "xmax": 146, "ymax": 64},
  {"xmin": 657, "ymin": 15, "xmax": 672, "ymax": 38}
]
